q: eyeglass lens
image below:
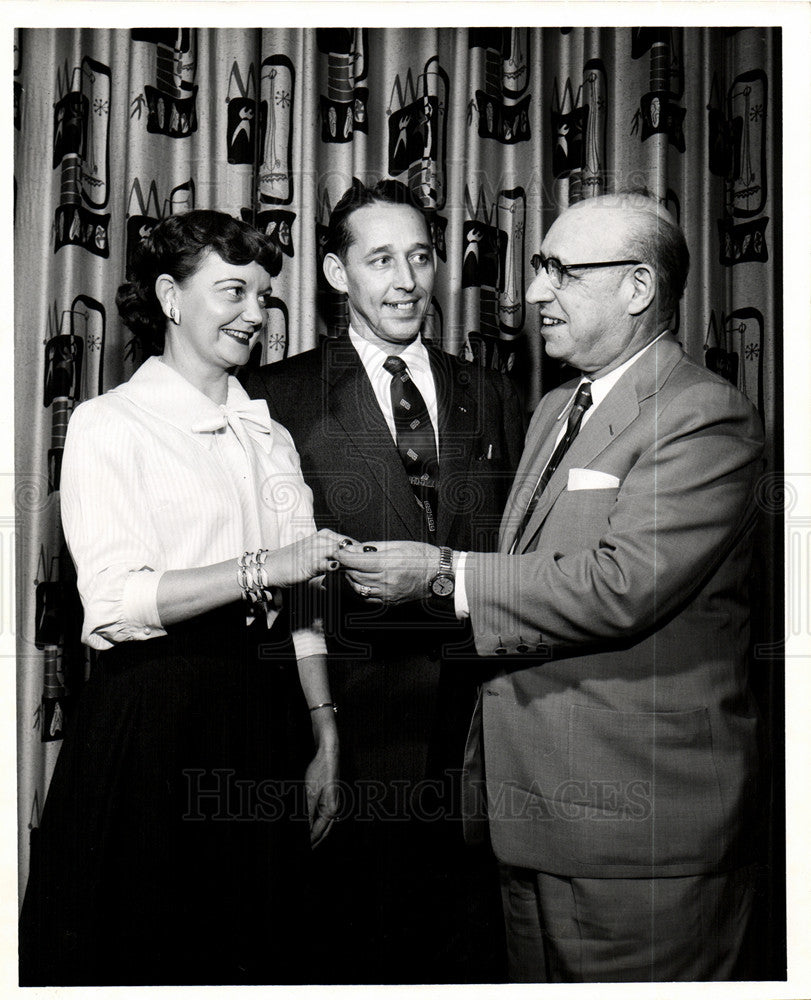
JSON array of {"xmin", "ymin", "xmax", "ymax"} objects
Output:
[{"xmin": 531, "ymin": 253, "xmax": 564, "ymax": 286}]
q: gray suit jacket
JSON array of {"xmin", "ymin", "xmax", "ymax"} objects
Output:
[{"xmin": 462, "ymin": 335, "xmax": 765, "ymax": 878}]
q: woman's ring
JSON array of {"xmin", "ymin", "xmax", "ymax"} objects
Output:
[
  {"xmin": 359, "ymin": 584, "xmax": 371, "ymax": 598},
  {"xmin": 338, "ymin": 537, "xmax": 353, "ymax": 549}
]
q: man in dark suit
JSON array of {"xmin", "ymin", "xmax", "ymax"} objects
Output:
[
  {"xmin": 244, "ymin": 179, "xmax": 525, "ymax": 983},
  {"xmin": 338, "ymin": 191, "xmax": 765, "ymax": 982}
]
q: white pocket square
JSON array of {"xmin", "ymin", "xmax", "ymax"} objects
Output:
[{"xmin": 567, "ymin": 468, "xmax": 620, "ymax": 491}]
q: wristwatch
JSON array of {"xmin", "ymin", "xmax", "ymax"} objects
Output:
[{"xmin": 430, "ymin": 546, "xmax": 455, "ymax": 598}]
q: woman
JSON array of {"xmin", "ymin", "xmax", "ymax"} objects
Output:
[{"xmin": 20, "ymin": 211, "xmax": 343, "ymax": 985}]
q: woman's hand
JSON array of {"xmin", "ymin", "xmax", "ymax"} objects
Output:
[
  {"xmin": 297, "ymin": 654, "xmax": 340, "ymax": 847},
  {"xmin": 156, "ymin": 530, "xmax": 349, "ymax": 625},
  {"xmin": 304, "ymin": 739, "xmax": 340, "ymax": 848},
  {"xmin": 305, "ymin": 706, "xmax": 340, "ymax": 848},
  {"xmin": 265, "ymin": 528, "xmax": 347, "ymax": 587}
]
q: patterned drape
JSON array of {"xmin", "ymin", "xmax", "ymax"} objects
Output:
[{"xmin": 15, "ymin": 25, "xmax": 782, "ymax": 941}]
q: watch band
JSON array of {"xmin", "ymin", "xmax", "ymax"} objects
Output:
[
  {"xmin": 430, "ymin": 546, "xmax": 455, "ymax": 598},
  {"xmin": 438, "ymin": 546, "xmax": 453, "ymax": 576}
]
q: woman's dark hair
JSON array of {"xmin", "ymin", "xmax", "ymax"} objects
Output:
[{"xmin": 116, "ymin": 210, "xmax": 282, "ymax": 357}]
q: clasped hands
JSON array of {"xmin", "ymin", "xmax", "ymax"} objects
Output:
[
  {"xmin": 333, "ymin": 539, "xmax": 440, "ymax": 605},
  {"xmin": 288, "ymin": 531, "xmax": 440, "ymax": 604}
]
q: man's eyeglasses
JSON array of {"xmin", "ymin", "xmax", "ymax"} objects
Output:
[{"xmin": 530, "ymin": 252, "xmax": 642, "ymax": 289}]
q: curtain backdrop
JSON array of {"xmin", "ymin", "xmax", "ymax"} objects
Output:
[{"xmin": 14, "ymin": 25, "xmax": 784, "ymax": 974}]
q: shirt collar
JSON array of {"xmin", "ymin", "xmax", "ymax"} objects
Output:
[
  {"xmin": 348, "ymin": 326, "xmax": 431, "ymax": 376},
  {"xmin": 558, "ymin": 331, "xmax": 668, "ymax": 418},
  {"xmin": 112, "ymin": 356, "xmax": 272, "ymax": 450}
]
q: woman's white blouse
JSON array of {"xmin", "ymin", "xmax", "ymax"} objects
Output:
[{"xmin": 60, "ymin": 356, "xmax": 325, "ymax": 658}]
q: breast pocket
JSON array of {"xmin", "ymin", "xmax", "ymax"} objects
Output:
[{"xmin": 546, "ymin": 486, "xmax": 620, "ymax": 552}]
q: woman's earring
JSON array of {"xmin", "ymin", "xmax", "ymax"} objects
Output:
[{"xmin": 169, "ymin": 305, "xmax": 180, "ymax": 325}]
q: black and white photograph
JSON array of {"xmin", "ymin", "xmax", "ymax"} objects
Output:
[{"xmin": 6, "ymin": 2, "xmax": 810, "ymax": 994}]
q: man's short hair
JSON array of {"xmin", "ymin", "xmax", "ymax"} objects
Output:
[
  {"xmin": 611, "ymin": 189, "xmax": 690, "ymax": 323},
  {"xmin": 325, "ymin": 179, "xmax": 430, "ymax": 260}
]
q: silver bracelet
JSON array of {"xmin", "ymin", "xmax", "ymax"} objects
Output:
[
  {"xmin": 238, "ymin": 550, "xmax": 274, "ymax": 604},
  {"xmin": 308, "ymin": 702, "xmax": 338, "ymax": 714}
]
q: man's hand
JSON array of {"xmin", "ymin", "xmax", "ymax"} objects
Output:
[{"xmin": 337, "ymin": 540, "xmax": 439, "ymax": 604}]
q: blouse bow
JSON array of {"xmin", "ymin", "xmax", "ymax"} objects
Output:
[{"xmin": 190, "ymin": 399, "xmax": 275, "ymax": 453}]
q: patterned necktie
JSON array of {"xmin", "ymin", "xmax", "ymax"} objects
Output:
[
  {"xmin": 383, "ymin": 354, "xmax": 439, "ymax": 533},
  {"xmin": 510, "ymin": 380, "xmax": 593, "ymax": 552}
]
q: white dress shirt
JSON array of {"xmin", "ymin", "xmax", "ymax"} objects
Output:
[
  {"xmin": 60, "ymin": 355, "xmax": 325, "ymax": 658},
  {"xmin": 455, "ymin": 332, "xmax": 668, "ymax": 617},
  {"xmin": 348, "ymin": 327, "xmax": 440, "ymax": 454}
]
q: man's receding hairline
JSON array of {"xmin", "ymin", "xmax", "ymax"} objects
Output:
[
  {"xmin": 563, "ymin": 201, "xmax": 680, "ymax": 268},
  {"xmin": 567, "ymin": 194, "xmax": 679, "ymax": 233},
  {"xmin": 555, "ymin": 200, "xmax": 637, "ymax": 256},
  {"xmin": 342, "ymin": 199, "xmax": 431, "ymax": 255}
]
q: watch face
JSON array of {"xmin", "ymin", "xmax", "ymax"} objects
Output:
[{"xmin": 431, "ymin": 575, "xmax": 455, "ymax": 597}]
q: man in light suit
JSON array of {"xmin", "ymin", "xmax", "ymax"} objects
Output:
[
  {"xmin": 339, "ymin": 191, "xmax": 765, "ymax": 982},
  {"xmin": 244, "ymin": 179, "xmax": 525, "ymax": 982}
]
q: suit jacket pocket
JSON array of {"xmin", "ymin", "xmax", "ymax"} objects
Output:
[
  {"xmin": 543, "ymin": 486, "xmax": 619, "ymax": 553},
  {"xmin": 563, "ymin": 703, "xmax": 724, "ymax": 869}
]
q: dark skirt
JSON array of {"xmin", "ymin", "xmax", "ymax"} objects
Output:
[{"xmin": 19, "ymin": 604, "xmax": 312, "ymax": 986}]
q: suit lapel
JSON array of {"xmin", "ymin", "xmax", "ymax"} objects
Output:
[
  {"xmin": 515, "ymin": 388, "xmax": 638, "ymax": 551},
  {"xmin": 498, "ymin": 387, "xmax": 570, "ymax": 551},
  {"xmin": 430, "ymin": 347, "xmax": 478, "ymax": 543},
  {"xmin": 323, "ymin": 338, "xmax": 426, "ymax": 540},
  {"xmin": 514, "ymin": 335, "xmax": 685, "ymax": 553}
]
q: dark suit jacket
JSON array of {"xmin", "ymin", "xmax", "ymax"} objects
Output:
[
  {"xmin": 245, "ymin": 336, "xmax": 525, "ymax": 783},
  {"xmin": 462, "ymin": 335, "xmax": 765, "ymax": 877}
]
